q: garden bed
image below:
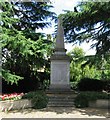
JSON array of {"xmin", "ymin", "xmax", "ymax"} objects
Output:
[
  {"xmin": 0, "ymin": 99, "xmax": 33, "ymax": 111},
  {"xmin": 0, "ymin": 91, "xmax": 48, "ymax": 111},
  {"xmin": 89, "ymin": 99, "xmax": 110, "ymax": 109},
  {"xmin": 74, "ymin": 91, "xmax": 110, "ymax": 108}
]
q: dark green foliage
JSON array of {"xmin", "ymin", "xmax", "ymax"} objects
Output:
[
  {"xmin": 68, "ymin": 47, "xmax": 110, "ymax": 89},
  {"xmin": 74, "ymin": 91, "xmax": 109, "ymax": 108},
  {"xmin": 77, "ymin": 78, "xmax": 104, "ymax": 91},
  {"xmin": 67, "ymin": 47, "xmax": 109, "ymax": 91},
  {"xmin": 22, "ymin": 91, "xmax": 48, "ymax": 109},
  {"xmin": 1, "ymin": 2, "xmax": 55, "ymax": 85},
  {"xmin": 22, "ymin": 91, "xmax": 38, "ymax": 99},
  {"xmin": 62, "ymin": 1, "xmax": 110, "ymax": 55},
  {"xmin": 70, "ymin": 81, "xmax": 78, "ymax": 91},
  {"xmin": 12, "ymin": 2, "xmax": 56, "ymax": 30},
  {"xmin": 74, "ymin": 94, "xmax": 88, "ymax": 108},
  {"xmin": 2, "ymin": 69, "xmax": 23, "ymax": 85},
  {"xmin": 32, "ymin": 93, "xmax": 48, "ymax": 109},
  {"xmin": 81, "ymin": 91, "xmax": 110, "ymax": 100},
  {"xmin": 103, "ymin": 80, "xmax": 110, "ymax": 92}
]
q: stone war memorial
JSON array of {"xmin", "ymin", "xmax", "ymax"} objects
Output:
[
  {"xmin": 46, "ymin": 17, "xmax": 76, "ymax": 107},
  {"xmin": 50, "ymin": 17, "xmax": 70, "ymax": 91}
]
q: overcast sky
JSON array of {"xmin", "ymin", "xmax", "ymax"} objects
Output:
[{"xmin": 51, "ymin": 0, "xmax": 80, "ymax": 15}]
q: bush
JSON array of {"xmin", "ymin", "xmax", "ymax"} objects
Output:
[
  {"xmin": 77, "ymin": 78, "xmax": 104, "ymax": 91},
  {"xmin": 74, "ymin": 91, "xmax": 110, "ymax": 108},
  {"xmin": 102, "ymin": 80, "xmax": 110, "ymax": 92},
  {"xmin": 22, "ymin": 91, "xmax": 48, "ymax": 109},
  {"xmin": 74, "ymin": 94, "xmax": 88, "ymax": 108},
  {"xmin": 70, "ymin": 81, "xmax": 79, "ymax": 90}
]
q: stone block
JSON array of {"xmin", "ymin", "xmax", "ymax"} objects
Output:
[
  {"xmin": 0, "ymin": 99, "xmax": 32, "ymax": 111},
  {"xmin": 89, "ymin": 99, "xmax": 110, "ymax": 109},
  {"xmin": 50, "ymin": 61, "xmax": 70, "ymax": 90}
]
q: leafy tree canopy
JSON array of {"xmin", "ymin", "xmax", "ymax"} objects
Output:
[
  {"xmin": 0, "ymin": 1, "xmax": 55, "ymax": 84},
  {"xmin": 2, "ymin": 1, "xmax": 56, "ymax": 30},
  {"xmin": 62, "ymin": 1, "xmax": 110, "ymax": 55}
]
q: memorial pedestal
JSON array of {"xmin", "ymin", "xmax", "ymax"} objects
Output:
[
  {"xmin": 47, "ymin": 17, "xmax": 73, "ymax": 107},
  {"xmin": 49, "ymin": 54, "xmax": 71, "ymax": 91}
]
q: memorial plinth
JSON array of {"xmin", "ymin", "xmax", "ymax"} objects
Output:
[{"xmin": 50, "ymin": 55, "xmax": 70, "ymax": 91}]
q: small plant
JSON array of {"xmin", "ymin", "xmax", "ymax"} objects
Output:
[
  {"xmin": 74, "ymin": 93, "xmax": 89, "ymax": 108},
  {"xmin": 22, "ymin": 91, "xmax": 48, "ymax": 109}
]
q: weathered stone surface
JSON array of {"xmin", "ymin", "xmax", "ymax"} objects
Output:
[
  {"xmin": 46, "ymin": 91, "xmax": 77, "ymax": 107},
  {"xmin": 50, "ymin": 54, "xmax": 70, "ymax": 61},
  {"xmin": 48, "ymin": 17, "xmax": 72, "ymax": 107},
  {"xmin": 55, "ymin": 17, "xmax": 65, "ymax": 50},
  {"xmin": 89, "ymin": 99, "xmax": 110, "ymax": 109},
  {"xmin": 50, "ymin": 61, "xmax": 70, "ymax": 90},
  {"xmin": 0, "ymin": 99, "xmax": 32, "ymax": 111},
  {"xmin": 49, "ymin": 17, "xmax": 71, "ymax": 91}
]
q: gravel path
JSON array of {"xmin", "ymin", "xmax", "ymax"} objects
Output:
[{"xmin": 0, "ymin": 107, "xmax": 109, "ymax": 119}]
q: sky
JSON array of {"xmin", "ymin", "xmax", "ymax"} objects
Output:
[{"xmin": 36, "ymin": 0, "xmax": 96, "ymax": 55}]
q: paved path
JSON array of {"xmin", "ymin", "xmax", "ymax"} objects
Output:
[{"xmin": 0, "ymin": 107, "xmax": 109, "ymax": 119}]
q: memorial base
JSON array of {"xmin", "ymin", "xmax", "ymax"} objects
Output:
[
  {"xmin": 49, "ymin": 84, "xmax": 71, "ymax": 92},
  {"xmin": 46, "ymin": 89, "xmax": 77, "ymax": 107}
]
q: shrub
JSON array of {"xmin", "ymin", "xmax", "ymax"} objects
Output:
[
  {"xmin": 22, "ymin": 91, "xmax": 37, "ymax": 99},
  {"xmin": 32, "ymin": 94, "xmax": 48, "ymax": 109},
  {"xmin": 70, "ymin": 81, "xmax": 79, "ymax": 90},
  {"xmin": 74, "ymin": 93, "xmax": 88, "ymax": 108},
  {"xmin": 102, "ymin": 80, "xmax": 110, "ymax": 92},
  {"xmin": 22, "ymin": 91, "xmax": 48, "ymax": 109},
  {"xmin": 77, "ymin": 78, "xmax": 104, "ymax": 91}
]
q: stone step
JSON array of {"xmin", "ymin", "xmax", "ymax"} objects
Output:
[
  {"xmin": 48, "ymin": 96, "xmax": 76, "ymax": 101},
  {"xmin": 46, "ymin": 90, "xmax": 77, "ymax": 94},
  {"xmin": 48, "ymin": 96, "xmax": 76, "ymax": 99},
  {"xmin": 47, "ymin": 94, "xmax": 76, "ymax": 97},
  {"xmin": 46, "ymin": 92, "xmax": 77, "ymax": 97},
  {"xmin": 48, "ymin": 100, "xmax": 74, "ymax": 102},
  {"xmin": 47, "ymin": 104, "xmax": 75, "ymax": 107},
  {"xmin": 47, "ymin": 94, "xmax": 77, "ymax": 98},
  {"xmin": 48, "ymin": 101, "xmax": 74, "ymax": 104},
  {"xmin": 49, "ymin": 98, "xmax": 76, "ymax": 101},
  {"xmin": 47, "ymin": 96, "xmax": 75, "ymax": 107},
  {"xmin": 46, "ymin": 91, "xmax": 77, "ymax": 107},
  {"xmin": 47, "ymin": 101, "xmax": 75, "ymax": 107},
  {"xmin": 49, "ymin": 98, "xmax": 74, "ymax": 101}
]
